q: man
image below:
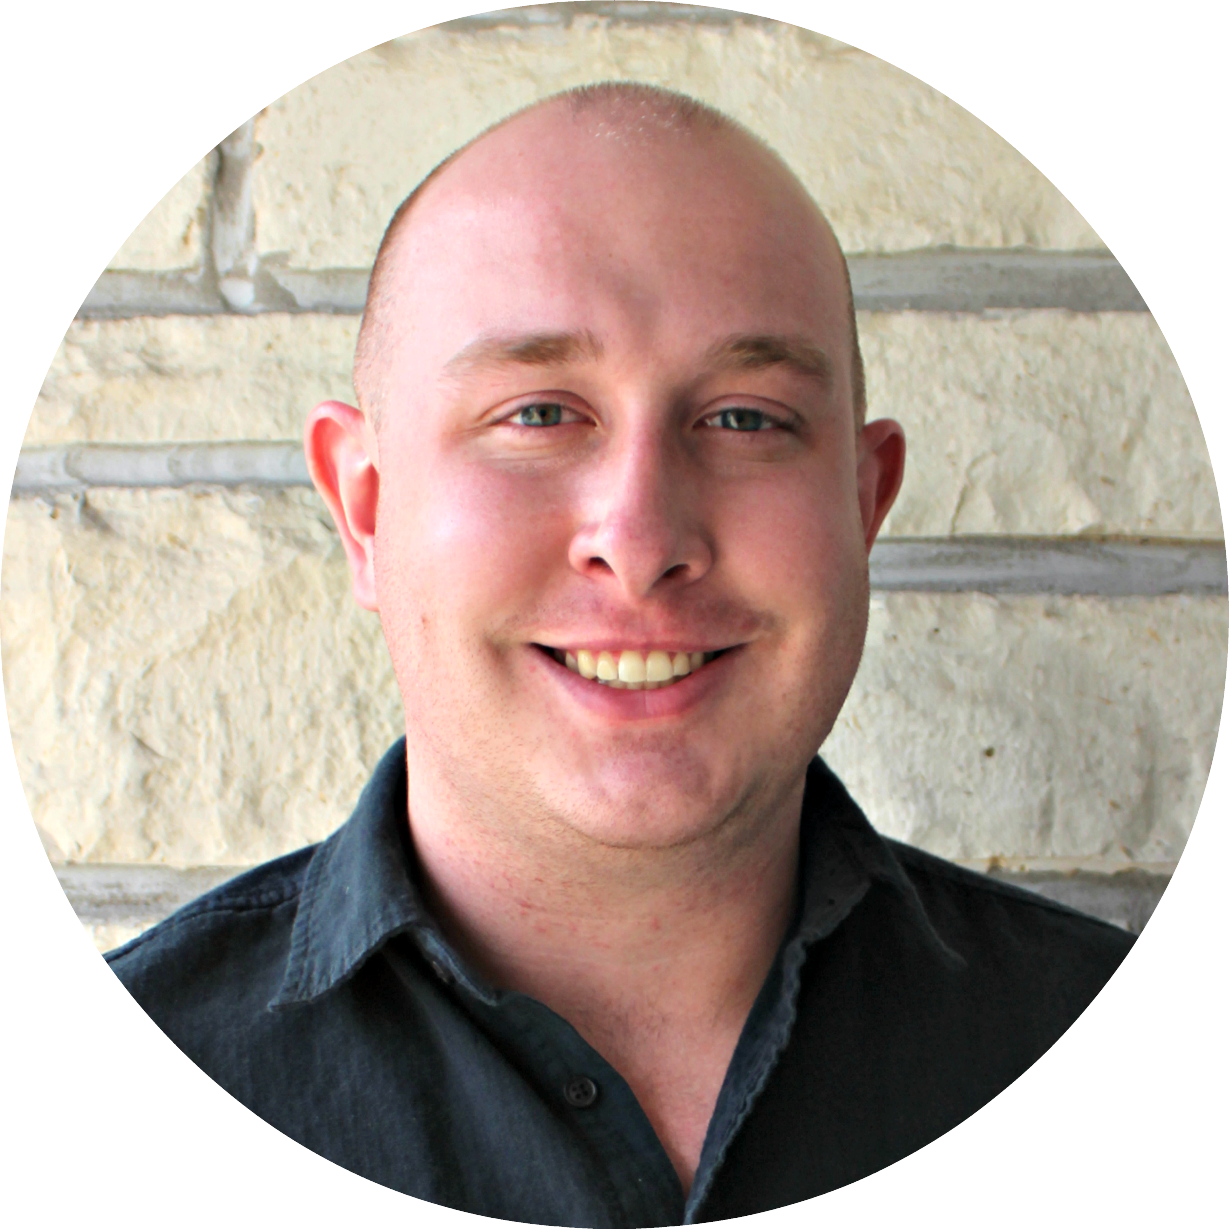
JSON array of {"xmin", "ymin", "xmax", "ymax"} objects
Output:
[{"xmin": 109, "ymin": 84, "xmax": 1132, "ymax": 1224}]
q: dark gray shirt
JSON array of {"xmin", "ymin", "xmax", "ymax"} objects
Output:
[{"xmin": 108, "ymin": 739, "xmax": 1132, "ymax": 1225}]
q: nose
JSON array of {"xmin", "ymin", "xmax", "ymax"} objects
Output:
[{"xmin": 567, "ymin": 428, "xmax": 714, "ymax": 600}]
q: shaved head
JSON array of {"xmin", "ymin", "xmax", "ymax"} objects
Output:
[{"xmin": 353, "ymin": 82, "xmax": 866, "ymax": 432}]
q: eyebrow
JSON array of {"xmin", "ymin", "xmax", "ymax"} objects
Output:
[
  {"xmin": 441, "ymin": 328, "xmax": 834, "ymax": 388},
  {"xmin": 443, "ymin": 330, "xmax": 604, "ymax": 378},
  {"xmin": 703, "ymin": 333, "xmax": 836, "ymax": 386}
]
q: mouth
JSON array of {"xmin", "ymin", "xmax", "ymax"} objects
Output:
[{"xmin": 532, "ymin": 645, "xmax": 730, "ymax": 690}]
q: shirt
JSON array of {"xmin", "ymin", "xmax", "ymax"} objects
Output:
[{"xmin": 108, "ymin": 739, "xmax": 1133, "ymax": 1225}]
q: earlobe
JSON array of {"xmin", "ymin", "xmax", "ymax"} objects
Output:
[
  {"xmin": 304, "ymin": 400, "xmax": 381, "ymax": 611},
  {"xmin": 855, "ymin": 419, "xmax": 907, "ymax": 552}
]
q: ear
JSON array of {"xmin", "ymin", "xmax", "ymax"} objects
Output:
[
  {"xmin": 855, "ymin": 418, "xmax": 906, "ymax": 552},
  {"xmin": 304, "ymin": 400, "xmax": 381, "ymax": 611}
]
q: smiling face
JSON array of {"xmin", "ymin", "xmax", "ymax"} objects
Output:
[{"xmin": 311, "ymin": 95, "xmax": 904, "ymax": 855}]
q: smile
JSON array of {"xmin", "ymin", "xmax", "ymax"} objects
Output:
[{"xmin": 537, "ymin": 646, "xmax": 726, "ymax": 689}]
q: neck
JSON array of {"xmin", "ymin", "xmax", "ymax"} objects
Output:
[{"xmin": 404, "ymin": 747, "xmax": 805, "ymax": 1195}]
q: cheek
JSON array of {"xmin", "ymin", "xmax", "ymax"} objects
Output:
[
  {"xmin": 376, "ymin": 460, "xmax": 572, "ymax": 634},
  {"xmin": 717, "ymin": 467, "xmax": 868, "ymax": 746},
  {"xmin": 717, "ymin": 464, "xmax": 865, "ymax": 614}
]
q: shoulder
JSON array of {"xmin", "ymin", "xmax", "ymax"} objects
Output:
[
  {"xmin": 105, "ymin": 846, "xmax": 315, "ymax": 1025},
  {"xmin": 884, "ymin": 838, "xmax": 1135, "ymax": 992}
]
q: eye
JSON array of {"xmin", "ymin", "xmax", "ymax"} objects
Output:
[
  {"xmin": 702, "ymin": 408, "xmax": 779, "ymax": 432},
  {"xmin": 512, "ymin": 403, "xmax": 568, "ymax": 427}
]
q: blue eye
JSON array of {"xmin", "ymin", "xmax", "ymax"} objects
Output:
[
  {"xmin": 514, "ymin": 403, "xmax": 565, "ymax": 427},
  {"xmin": 713, "ymin": 408, "xmax": 773, "ymax": 431}
]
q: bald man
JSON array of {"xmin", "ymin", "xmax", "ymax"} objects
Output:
[{"xmin": 109, "ymin": 85, "xmax": 1133, "ymax": 1224}]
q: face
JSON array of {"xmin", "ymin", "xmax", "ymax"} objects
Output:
[{"xmin": 311, "ymin": 105, "xmax": 904, "ymax": 853}]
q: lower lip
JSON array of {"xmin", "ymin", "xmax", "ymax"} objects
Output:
[{"xmin": 531, "ymin": 646, "xmax": 742, "ymax": 721}]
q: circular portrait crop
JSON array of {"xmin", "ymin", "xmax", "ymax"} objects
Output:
[{"xmin": 3, "ymin": 3, "xmax": 1225, "ymax": 1224}]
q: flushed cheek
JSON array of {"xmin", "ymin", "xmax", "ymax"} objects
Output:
[
  {"xmin": 382, "ymin": 461, "xmax": 573, "ymax": 650},
  {"xmin": 713, "ymin": 477, "xmax": 868, "ymax": 719},
  {"xmin": 714, "ymin": 471, "xmax": 864, "ymax": 612}
]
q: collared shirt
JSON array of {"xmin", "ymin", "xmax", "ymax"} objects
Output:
[{"xmin": 108, "ymin": 739, "xmax": 1132, "ymax": 1225}]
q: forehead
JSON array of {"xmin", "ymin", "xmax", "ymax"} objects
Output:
[{"xmin": 380, "ymin": 105, "xmax": 849, "ymax": 375}]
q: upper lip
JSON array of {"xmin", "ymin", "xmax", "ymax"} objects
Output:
[{"xmin": 533, "ymin": 639, "xmax": 741, "ymax": 654}]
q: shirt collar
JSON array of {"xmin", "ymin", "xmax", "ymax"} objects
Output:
[
  {"xmin": 794, "ymin": 756, "xmax": 965, "ymax": 968},
  {"xmin": 271, "ymin": 737, "xmax": 423, "ymax": 1008},
  {"xmin": 271, "ymin": 740, "xmax": 960, "ymax": 1011}
]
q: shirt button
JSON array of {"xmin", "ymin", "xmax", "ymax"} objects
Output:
[
  {"xmin": 563, "ymin": 1075, "xmax": 599, "ymax": 1108},
  {"xmin": 428, "ymin": 958, "xmax": 452, "ymax": 985}
]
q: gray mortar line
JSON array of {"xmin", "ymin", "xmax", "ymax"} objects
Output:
[
  {"xmin": 436, "ymin": 3, "xmax": 766, "ymax": 29},
  {"xmin": 78, "ymin": 249, "xmax": 1146, "ymax": 318},
  {"xmin": 868, "ymin": 537, "xmax": 1227, "ymax": 597},
  {"xmin": 849, "ymin": 249, "xmax": 1146, "ymax": 311},
  {"xmin": 54, "ymin": 861, "xmax": 1172, "ymax": 936},
  {"xmin": 13, "ymin": 442, "xmax": 311, "ymax": 491},
  {"xmin": 210, "ymin": 120, "xmax": 254, "ymax": 303},
  {"xmin": 116, "ymin": 117, "xmax": 284, "ymax": 318}
]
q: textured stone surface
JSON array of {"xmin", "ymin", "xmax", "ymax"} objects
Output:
[
  {"xmin": 251, "ymin": 17, "xmax": 1100, "ymax": 269},
  {"xmin": 2, "ymin": 490, "xmax": 1222, "ymax": 868},
  {"xmin": 822, "ymin": 592, "xmax": 1225, "ymax": 865},
  {"xmin": 869, "ymin": 312, "xmax": 1221, "ymax": 538},
  {"xmin": 27, "ymin": 315, "xmax": 358, "ymax": 445},
  {"xmin": 108, "ymin": 153, "xmax": 214, "ymax": 272},
  {"xmin": 2, "ymin": 489, "xmax": 403, "ymax": 867},
  {"xmin": 26, "ymin": 311, "xmax": 1219, "ymax": 538}
]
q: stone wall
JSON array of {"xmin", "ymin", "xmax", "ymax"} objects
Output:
[{"xmin": 3, "ymin": 4, "xmax": 1223, "ymax": 948}]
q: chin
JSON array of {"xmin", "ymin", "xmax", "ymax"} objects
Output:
[
  {"xmin": 540, "ymin": 744, "xmax": 776, "ymax": 852},
  {"xmin": 559, "ymin": 793, "xmax": 730, "ymax": 851}
]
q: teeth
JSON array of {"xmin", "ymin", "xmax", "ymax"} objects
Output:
[
  {"xmin": 618, "ymin": 650, "xmax": 646, "ymax": 683},
  {"xmin": 646, "ymin": 650, "xmax": 673, "ymax": 682},
  {"xmin": 554, "ymin": 646, "xmax": 723, "ymax": 688}
]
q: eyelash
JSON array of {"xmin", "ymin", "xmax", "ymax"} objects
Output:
[{"xmin": 506, "ymin": 403, "xmax": 785, "ymax": 432}]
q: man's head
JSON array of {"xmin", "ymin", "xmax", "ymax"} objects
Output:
[{"xmin": 306, "ymin": 83, "xmax": 905, "ymax": 855}]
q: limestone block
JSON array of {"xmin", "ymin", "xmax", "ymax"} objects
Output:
[
  {"xmin": 2, "ymin": 489, "xmax": 403, "ymax": 866},
  {"xmin": 108, "ymin": 153, "xmax": 214, "ymax": 271},
  {"xmin": 251, "ymin": 17, "xmax": 1099, "ymax": 270},
  {"xmin": 27, "ymin": 315, "xmax": 358, "ymax": 445},
  {"xmin": 870, "ymin": 312, "xmax": 1222, "ymax": 538},
  {"xmin": 822, "ymin": 592, "xmax": 1226, "ymax": 865},
  {"xmin": 26, "ymin": 311, "xmax": 1218, "ymax": 538},
  {"xmin": 2, "ymin": 491, "xmax": 1223, "ymax": 869}
]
